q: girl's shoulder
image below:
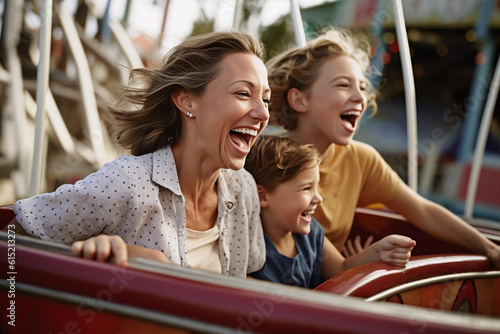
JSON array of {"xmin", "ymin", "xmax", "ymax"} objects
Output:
[
  {"xmin": 322, "ymin": 141, "xmax": 379, "ymax": 166},
  {"xmin": 346, "ymin": 140, "xmax": 379, "ymax": 155}
]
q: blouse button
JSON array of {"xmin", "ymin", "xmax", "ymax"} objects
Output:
[{"xmin": 225, "ymin": 201, "xmax": 234, "ymax": 210}]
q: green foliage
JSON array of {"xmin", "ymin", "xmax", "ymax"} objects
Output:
[
  {"xmin": 186, "ymin": 0, "xmax": 296, "ymax": 60},
  {"xmin": 260, "ymin": 14, "xmax": 295, "ymax": 60}
]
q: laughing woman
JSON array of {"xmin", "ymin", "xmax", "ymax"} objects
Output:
[
  {"xmin": 266, "ymin": 28, "xmax": 500, "ymax": 267},
  {"xmin": 6, "ymin": 31, "xmax": 270, "ymax": 277}
]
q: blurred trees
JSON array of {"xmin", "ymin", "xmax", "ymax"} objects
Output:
[{"xmin": 189, "ymin": 0, "xmax": 296, "ymax": 60}]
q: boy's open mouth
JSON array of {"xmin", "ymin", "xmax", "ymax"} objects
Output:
[{"xmin": 301, "ymin": 210, "xmax": 315, "ymax": 220}]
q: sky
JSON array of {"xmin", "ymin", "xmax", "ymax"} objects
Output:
[{"xmin": 74, "ymin": 0, "xmax": 332, "ymax": 50}]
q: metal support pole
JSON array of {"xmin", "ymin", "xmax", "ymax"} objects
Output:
[
  {"xmin": 233, "ymin": 0, "xmax": 244, "ymax": 30},
  {"xmin": 30, "ymin": 0, "xmax": 53, "ymax": 196},
  {"xmin": 289, "ymin": 0, "xmax": 306, "ymax": 47},
  {"xmin": 464, "ymin": 54, "xmax": 500, "ymax": 220},
  {"xmin": 393, "ymin": 0, "xmax": 418, "ymax": 191}
]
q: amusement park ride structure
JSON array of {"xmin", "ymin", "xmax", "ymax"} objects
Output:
[{"xmin": 0, "ymin": 0, "xmax": 499, "ymax": 333}]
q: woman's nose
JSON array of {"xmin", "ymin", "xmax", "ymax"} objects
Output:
[{"xmin": 250, "ymin": 99, "xmax": 270, "ymax": 122}]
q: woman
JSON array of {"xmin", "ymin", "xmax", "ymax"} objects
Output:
[
  {"xmin": 266, "ymin": 28, "xmax": 500, "ymax": 266},
  {"xmin": 7, "ymin": 31, "xmax": 271, "ymax": 277}
]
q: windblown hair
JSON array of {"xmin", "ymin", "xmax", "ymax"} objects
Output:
[
  {"xmin": 267, "ymin": 28, "xmax": 377, "ymax": 131},
  {"xmin": 245, "ymin": 135, "xmax": 320, "ymax": 191},
  {"xmin": 108, "ymin": 31, "xmax": 266, "ymax": 156}
]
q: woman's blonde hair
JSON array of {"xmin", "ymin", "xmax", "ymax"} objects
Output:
[
  {"xmin": 245, "ymin": 135, "xmax": 320, "ymax": 191},
  {"xmin": 109, "ymin": 31, "xmax": 266, "ymax": 156},
  {"xmin": 267, "ymin": 28, "xmax": 377, "ymax": 131}
]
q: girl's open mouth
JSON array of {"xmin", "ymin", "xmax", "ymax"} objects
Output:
[{"xmin": 340, "ymin": 111, "xmax": 361, "ymax": 130}]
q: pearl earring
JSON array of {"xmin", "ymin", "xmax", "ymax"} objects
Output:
[{"xmin": 187, "ymin": 112, "xmax": 193, "ymax": 118}]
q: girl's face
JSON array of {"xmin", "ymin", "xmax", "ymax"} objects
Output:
[
  {"xmin": 262, "ymin": 165, "xmax": 322, "ymax": 236},
  {"xmin": 297, "ymin": 55, "xmax": 367, "ymax": 150},
  {"xmin": 192, "ymin": 53, "xmax": 271, "ymax": 170}
]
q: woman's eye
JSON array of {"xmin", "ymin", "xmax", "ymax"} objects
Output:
[
  {"xmin": 236, "ymin": 91, "xmax": 250, "ymax": 97},
  {"xmin": 263, "ymin": 98, "xmax": 270, "ymax": 105}
]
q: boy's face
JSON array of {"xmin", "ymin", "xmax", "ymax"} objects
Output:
[{"xmin": 261, "ymin": 165, "xmax": 322, "ymax": 235}]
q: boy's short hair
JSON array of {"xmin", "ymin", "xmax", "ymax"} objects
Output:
[{"xmin": 245, "ymin": 135, "xmax": 321, "ymax": 191}]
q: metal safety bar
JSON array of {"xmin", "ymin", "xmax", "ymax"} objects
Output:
[
  {"xmin": 392, "ymin": 0, "xmax": 418, "ymax": 191},
  {"xmin": 30, "ymin": 0, "xmax": 53, "ymax": 196},
  {"xmin": 464, "ymin": 54, "xmax": 500, "ymax": 220},
  {"xmin": 289, "ymin": 0, "xmax": 307, "ymax": 47}
]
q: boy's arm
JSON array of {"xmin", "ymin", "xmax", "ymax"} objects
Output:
[
  {"xmin": 321, "ymin": 237, "xmax": 349, "ymax": 279},
  {"xmin": 343, "ymin": 235, "xmax": 415, "ymax": 270},
  {"xmin": 322, "ymin": 235, "xmax": 415, "ymax": 281}
]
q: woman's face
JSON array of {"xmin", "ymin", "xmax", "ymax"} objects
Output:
[
  {"xmin": 298, "ymin": 55, "xmax": 367, "ymax": 149},
  {"xmin": 193, "ymin": 53, "xmax": 270, "ymax": 170}
]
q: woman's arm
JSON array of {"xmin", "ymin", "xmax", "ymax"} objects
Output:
[
  {"xmin": 386, "ymin": 182, "xmax": 500, "ymax": 267},
  {"xmin": 3, "ymin": 218, "xmax": 168, "ymax": 266},
  {"xmin": 71, "ymin": 235, "xmax": 169, "ymax": 267},
  {"xmin": 3, "ymin": 217, "xmax": 27, "ymax": 235}
]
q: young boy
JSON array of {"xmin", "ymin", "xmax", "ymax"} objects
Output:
[{"xmin": 244, "ymin": 135, "xmax": 416, "ymax": 288}]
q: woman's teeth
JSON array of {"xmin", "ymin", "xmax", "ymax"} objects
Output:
[{"xmin": 232, "ymin": 128, "xmax": 257, "ymax": 136}]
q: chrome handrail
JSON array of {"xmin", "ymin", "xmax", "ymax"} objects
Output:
[
  {"xmin": 289, "ymin": 0, "xmax": 306, "ymax": 47},
  {"xmin": 30, "ymin": 0, "xmax": 53, "ymax": 197},
  {"xmin": 464, "ymin": 54, "xmax": 500, "ymax": 220},
  {"xmin": 393, "ymin": 0, "xmax": 418, "ymax": 191}
]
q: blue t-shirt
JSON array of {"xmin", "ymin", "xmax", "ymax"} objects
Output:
[{"xmin": 250, "ymin": 218, "xmax": 325, "ymax": 289}]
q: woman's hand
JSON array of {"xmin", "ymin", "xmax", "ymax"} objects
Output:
[
  {"xmin": 71, "ymin": 235, "xmax": 128, "ymax": 266},
  {"xmin": 375, "ymin": 234, "xmax": 416, "ymax": 267},
  {"xmin": 342, "ymin": 235, "xmax": 374, "ymax": 257},
  {"xmin": 127, "ymin": 244, "xmax": 170, "ymax": 263},
  {"xmin": 71, "ymin": 235, "xmax": 169, "ymax": 266}
]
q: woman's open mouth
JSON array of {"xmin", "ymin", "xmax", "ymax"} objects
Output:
[{"xmin": 230, "ymin": 127, "xmax": 258, "ymax": 152}]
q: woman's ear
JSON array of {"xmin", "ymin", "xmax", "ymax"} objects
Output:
[
  {"xmin": 287, "ymin": 88, "xmax": 308, "ymax": 113},
  {"xmin": 257, "ymin": 184, "xmax": 270, "ymax": 208},
  {"xmin": 172, "ymin": 90, "xmax": 195, "ymax": 116}
]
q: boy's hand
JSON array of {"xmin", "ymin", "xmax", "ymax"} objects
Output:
[{"xmin": 376, "ymin": 234, "xmax": 416, "ymax": 267}]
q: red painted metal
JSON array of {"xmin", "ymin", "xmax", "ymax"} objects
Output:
[
  {"xmin": 3, "ymin": 241, "xmax": 500, "ymax": 333},
  {"xmin": 350, "ymin": 208, "xmax": 500, "ymax": 255},
  {"xmin": 314, "ymin": 254, "xmax": 492, "ymax": 298},
  {"xmin": 1, "ymin": 205, "xmax": 500, "ymax": 333}
]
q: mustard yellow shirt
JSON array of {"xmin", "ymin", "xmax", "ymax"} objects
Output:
[{"xmin": 315, "ymin": 140, "xmax": 402, "ymax": 250}]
